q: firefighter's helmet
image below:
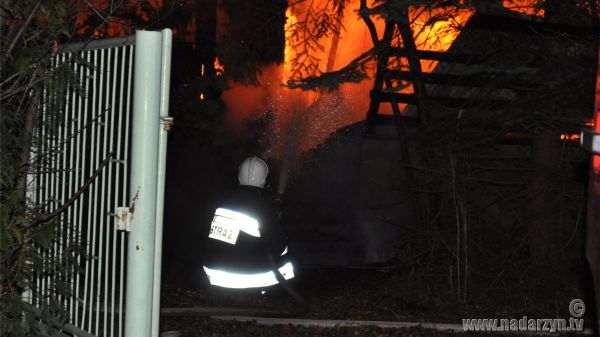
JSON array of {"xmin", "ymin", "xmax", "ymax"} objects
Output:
[{"xmin": 238, "ymin": 156, "xmax": 268, "ymax": 188}]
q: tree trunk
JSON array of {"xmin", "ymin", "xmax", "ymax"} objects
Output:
[
  {"xmin": 526, "ymin": 130, "xmax": 561, "ymax": 265},
  {"xmin": 15, "ymin": 89, "xmax": 39, "ymax": 194},
  {"xmin": 196, "ymin": 0, "xmax": 217, "ymax": 77}
]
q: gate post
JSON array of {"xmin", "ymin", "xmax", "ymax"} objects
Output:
[
  {"xmin": 152, "ymin": 29, "xmax": 173, "ymax": 337},
  {"xmin": 124, "ymin": 30, "xmax": 169, "ymax": 337}
]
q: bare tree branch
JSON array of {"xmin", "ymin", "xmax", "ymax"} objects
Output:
[
  {"xmin": 3, "ymin": 1, "xmax": 42, "ymax": 62},
  {"xmin": 28, "ymin": 152, "xmax": 114, "ymax": 228}
]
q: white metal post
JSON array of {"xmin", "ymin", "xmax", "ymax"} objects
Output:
[
  {"xmin": 152, "ymin": 29, "xmax": 173, "ymax": 337},
  {"xmin": 124, "ymin": 30, "xmax": 166, "ymax": 337}
]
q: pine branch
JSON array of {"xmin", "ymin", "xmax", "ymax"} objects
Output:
[{"xmin": 286, "ymin": 47, "xmax": 374, "ymax": 90}]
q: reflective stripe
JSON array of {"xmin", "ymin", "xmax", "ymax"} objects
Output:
[
  {"xmin": 211, "ymin": 208, "xmax": 260, "ymax": 238},
  {"xmin": 203, "ymin": 262, "xmax": 295, "ymax": 289},
  {"xmin": 281, "ymin": 246, "xmax": 288, "ymax": 256}
]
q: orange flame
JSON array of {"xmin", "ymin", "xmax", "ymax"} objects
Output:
[
  {"xmin": 222, "ymin": 0, "xmax": 559, "ymax": 152},
  {"xmin": 503, "ymin": 0, "xmax": 545, "ymax": 17},
  {"xmin": 224, "ymin": 0, "xmax": 477, "ymax": 151},
  {"xmin": 214, "ymin": 57, "xmax": 225, "ymax": 76},
  {"xmin": 560, "ymin": 133, "xmax": 580, "ymax": 141},
  {"xmin": 409, "ymin": 6, "xmax": 475, "ymax": 72},
  {"xmin": 283, "ymin": 7, "xmax": 297, "ymax": 81},
  {"xmin": 585, "ymin": 119, "xmax": 596, "ymax": 127}
]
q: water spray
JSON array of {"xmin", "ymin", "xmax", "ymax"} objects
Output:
[{"xmin": 277, "ymin": 112, "xmax": 304, "ymax": 197}]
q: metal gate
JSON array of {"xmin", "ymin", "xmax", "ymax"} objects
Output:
[{"xmin": 26, "ymin": 29, "xmax": 172, "ymax": 337}]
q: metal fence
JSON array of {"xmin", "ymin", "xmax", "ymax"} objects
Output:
[{"xmin": 26, "ymin": 30, "xmax": 172, "ymax": 337}]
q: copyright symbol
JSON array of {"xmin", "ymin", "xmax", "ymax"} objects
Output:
[{"xmin": 569, "ymin": 299, "xmax": 585, "ymax": 318}]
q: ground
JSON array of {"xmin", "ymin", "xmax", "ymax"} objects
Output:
[{"xmin": 159, "ymin": 267, "xmax": 591, "ymax": 336}]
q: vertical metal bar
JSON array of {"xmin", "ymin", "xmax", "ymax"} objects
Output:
[
  {"xmin": 49, "ymin": 53, "xmax": 57, "ymax": 309},
  {"xmin": 91, "ymin": 47, "xmax": 106, "ymax": 335},
  {"xmin": 110, "ymin": 45, "xmax": 126, "ymax": 337},
  {"xmin": 75, "ymin": 50, "xmax": 91, "ymax": 327},
  {"xmin": 68, "ymin": 52, "xmax": 79, "ymax": 321},
  {"xmin": 151, "ymin": 28, "xmax": 172, "ymax": 337},
  {"xmin": 59, "ymin": 52, "xmax": 69, "ymax": 311},
  {"xmin": 38, "ymin": 63, "xmax": 47, "ymax": 308},
  {"xmin": 95, "ymin": 47, "xmax": 109, "ymax": 337},
  {"xmin": 105, "ymin": 45, "xmax": 117, "ymax": 337},
  {"xmin": 119, "ymin": 44, "xmax": 134, "ymax": 337},
  {"xmin": 59, "ymin": 54, "xmax": 71, "ymax": 312},
  {"xmin": 48, "ymin": 54, "xmax": 58, "ymax": 308},
  {"xmin": 49, "ymin": 55, "xmax": 57, "ymax": 307},
  {"xmin": 53, "ymin": 53, "xmax": 60, "ymax": 307},
  {"xmin": 52, "ymin": 53, "xmax": 61, "ymax": 309},
  {"xmin": 99, "ymin": 46, "xmax": 115, "ymax": 337},
  {"xmin": 43, "ymin": 54, "xmax": 56, "ymax": 309},
  {"xmin": 42, "ymin": 68, "xmax": 49, "ymax": 305},
  {"xmin": 124, "ymin": 30, "xmax": 163, "ymax": 337},
  {"xmin": 66, "ymin": 52, "xmax": 76, "ymax": 317},
  {"xmin": 81, "ymin": 49, "xmax": 98, "ymax": 332}
]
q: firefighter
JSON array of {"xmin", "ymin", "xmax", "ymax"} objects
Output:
[{"xmin": 202, "ymin": 156, "xmax": 293, "ymax": 289}]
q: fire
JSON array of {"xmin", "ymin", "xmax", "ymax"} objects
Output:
[
  {"xmin": 223, "ymin": 1, "xmax": 477, "ymax": 151},
  {"xmin": 559, "ymin": 120, "xmax": 595, "ymax": 142},
  {"xmin": 74, "ymin": 0, "xmax": 598, "ymax": 156},
  {"xmin": 380, "ymin": 5, "xmax": 474, "ymax": 111},
  {"xmin": 283, "ymin": 7, "xmax": 297, "ymax": 81},
  {"xmin": 275, "ymin": 0, "xmax": 379, "ymax": 149},
  {"xmin": 560, "ymin": 134, "xmax": 580, "ymax": 141},
  {"xmin": 409, "ymin": 6, "xmax": 475, "ymax": 72},
  {"xmin": 214, "ymin": 57, "xmax": 225, "ymax": 76},
  {"xmin": 198, "ymin": 58, "xmax": 225, "ymax": 101},
  {"xmin": 502, "ymin": 0, "xmax": 545, "ymax": 17}
]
